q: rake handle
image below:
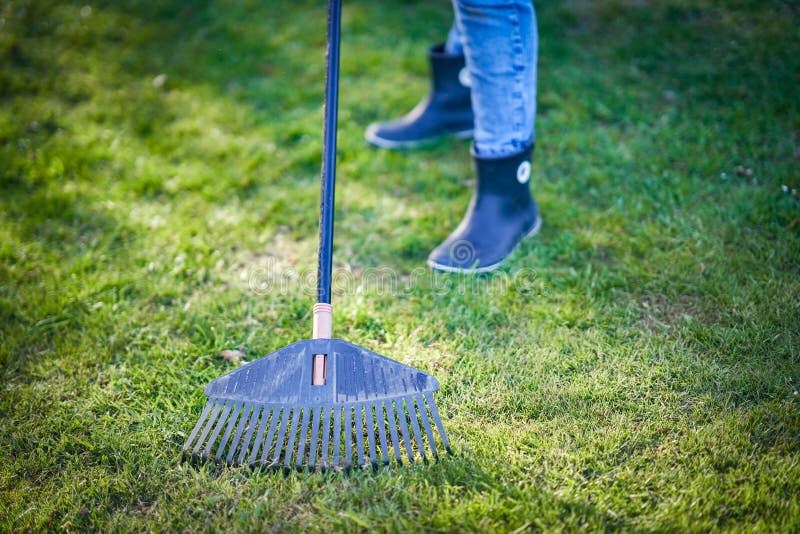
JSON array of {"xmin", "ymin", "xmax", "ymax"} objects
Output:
[{"xmin": 316, "ymin": 0, "xmax": 342, "ymax": 311}]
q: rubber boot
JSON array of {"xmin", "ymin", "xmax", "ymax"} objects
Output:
[
  {"xmin": 365, "ymin": 44, "xmax": 474, "ymax": 149},
  {"xmin": 427, "ymin": 143, "xmax": 541, "ymax": 273}
]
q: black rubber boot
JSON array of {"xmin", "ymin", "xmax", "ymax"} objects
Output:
[
  {"xmin": 427, "ymin": 143, "xmax": 541, "ymax": 273},
  {"xmin": 365, "ymin": 44, "xmax": 474, "ymax": 149}
]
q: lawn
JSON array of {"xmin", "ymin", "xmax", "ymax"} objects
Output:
[{"xmin": 1, "ymin": 0, "xmax": 799, "ymax": 531}]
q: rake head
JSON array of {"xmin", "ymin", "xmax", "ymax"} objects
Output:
[{"xmin": 183, "ymin": 339, "xmax": 450, "ymax": 470}]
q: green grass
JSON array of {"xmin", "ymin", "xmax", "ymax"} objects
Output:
[{"xmin": 2, "ymin": 0, "xmax": 799, "ymax": 531}]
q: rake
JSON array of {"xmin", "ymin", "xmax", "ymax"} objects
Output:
[{"xmin": 182, "ymin": 0, "xmax": 450, "ymax": 470}]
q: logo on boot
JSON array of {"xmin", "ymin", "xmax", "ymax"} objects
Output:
[
  {"xmin": 448, "ymin": 239, "xmax": 476, "ymax": 265},
  {"xmin": 517, "ymin": 161, "xmax": 531, "ymax": 184}
]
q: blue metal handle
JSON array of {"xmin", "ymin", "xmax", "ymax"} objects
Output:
[{"xmin": 316, "ymin": 0, "xmax": 342, "ymax": 305}]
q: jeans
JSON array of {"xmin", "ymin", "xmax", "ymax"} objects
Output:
[{"xmin": 445, "ymin": 0, "xmax": 538, "ymax": 158}]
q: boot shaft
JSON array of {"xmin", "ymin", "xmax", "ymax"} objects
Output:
[
  {"xmin": 428, "ymin": 44, "xmax": 471, "ymax": 104},
  {"xmin": 472, "ymin": 143, "xmax": 535, "ymax": 196}
]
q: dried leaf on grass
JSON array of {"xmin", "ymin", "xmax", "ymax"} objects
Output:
[{"xmin": 219, "ymin": 349, "xmax": 246, "ymax": 364}]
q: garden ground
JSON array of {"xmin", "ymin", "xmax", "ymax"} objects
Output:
[{"xmin": 1, "ymin": 0, "xmax": 799, "ymax": 531}]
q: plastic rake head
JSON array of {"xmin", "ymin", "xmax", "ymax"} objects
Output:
[{"xmin": 183, "ymin": 339, "xmax": 450, "ymax": 469}]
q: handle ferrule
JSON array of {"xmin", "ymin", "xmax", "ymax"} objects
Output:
[{"xmin": 312, "ymin": 303, "xmax": 333, "ymax": 339}]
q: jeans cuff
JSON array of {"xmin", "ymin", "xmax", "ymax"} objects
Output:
[{"xmin": 473, "ymin": 137, "xmax": 535, "ymax": 159}]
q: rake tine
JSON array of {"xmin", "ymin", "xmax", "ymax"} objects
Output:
[
  {"xmin": 184, "ymin": 400, "xmax": 214, "ymax": 456},
  {"xmin": 386, "ymin": 399, "xmax": 403, "ymax": 464},
  {"xmin": 354, "ymin": 404, "xmax": 366, "ymax": 467},
  {"xmin": 344, "ymin": 405, "xmax": 353, "ymax": 467},
  {"xmin": 203, "ymin": 400, "xmax": 233, "ymax": 460},
  {"xmin": 332, "ymin": 406, "xmax": 342, "ymax": 467},
  {"xmin": 414, "ymin": 394, "xmax": 437, "ymax": 459},
  {"xmin": 259, "ymin": 406, "xmax": 283, "ymax": 465},
  {"xmin": 237, "ymin": 404, "xmax": 262, "ymax": 465},
  {"xmin": 365, "ymin": 403, "xmax": 378, "ymax": 466},
  {"xmin": 405, "ymin": 397, "xmax": 427, "ymax": 462},
  {"xmin": 270, "ymin": 407, "xmax": 292, "ymax": 467},
  {"xmin": 192, "ymin": 401, "xmax": 222, "ymax": 459},
  {"xmin": 296, "ymin": 407, "xmax": 312, "ymax": 469},
  {"xmin": 215, "ymin": 401, "xmax": 243, "ymax": 461},
  {"xmin": 322, "ymin": 409, "xmax": 333, "ymax": 470},
  {"xmin": 375, "ymin": 402, "xmax": 390, "ymax": 465},
  {"xmin": 320, "ymin": 406, "xmax": 331, "ymax": 469},
  {"xmin": 309, "ymin": 406, "xmax": 322, "ymax": 469},
  {"xmin": 425, "ymin": 391, "xmax": 451, "ymax": 453},
  {"xmin": 248, "ymin": 405, "xmax": 273, "ymax": 465},
  {"xmin": 284, "ymin": 407, "xmax": 302, "ymax": 468},
  {"xmin": 395, "ymin": 399, "xmax": 415, "ymax": 463},
  {"xmin": 226, "ymin": 402, "xmax": 253, "ymax": 464}
]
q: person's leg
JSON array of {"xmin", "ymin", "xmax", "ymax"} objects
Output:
[
  {"xmin": 364, "ymin": 18, "xmax": 473, "ymax": 149},
  {"xmin": 454, "ymin": 0, "xmax": 537, "ymax": 157},
  {"xmin": 427, "ymin": 0, "xmax": 540, "ymax": 273}
]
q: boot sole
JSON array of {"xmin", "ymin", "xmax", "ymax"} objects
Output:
[
  {"xmin": 426, "ymin": 215, "xmax": 542, "ymax": 274},
  {"xmin": 365, "ymin": 127, "xmax": 474, "ymax": 150}
]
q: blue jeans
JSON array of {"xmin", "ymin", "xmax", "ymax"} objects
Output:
[{"xmin": 445, "ymin": 0, "xmax": 538, "ymax": 158}]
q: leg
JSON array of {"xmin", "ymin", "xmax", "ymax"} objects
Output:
[
  {"xmin": 453, "ymin": 0, "xmax": 537, "ymax": 157},
  {"xmin": 428, "ymin": 0, "xmax": 540, "ymax": 273}
]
